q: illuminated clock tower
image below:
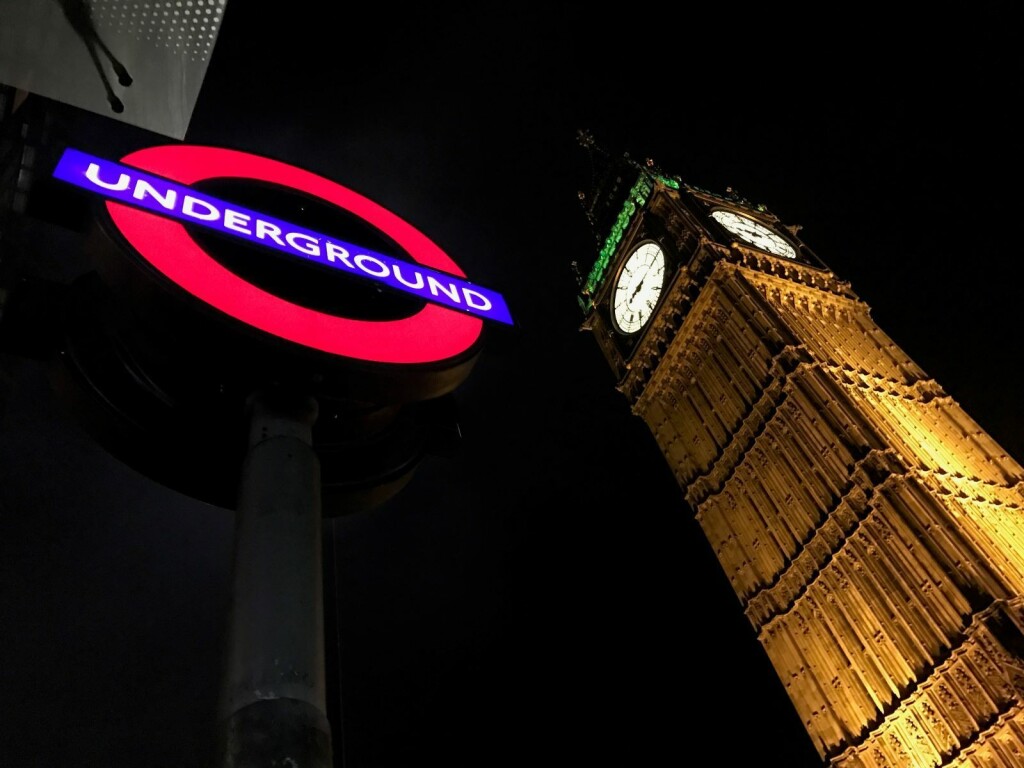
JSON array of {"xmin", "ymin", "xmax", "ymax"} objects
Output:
[{"xmin": 575, "ymin": 133, "xmax": 1024, "ymax": 767}]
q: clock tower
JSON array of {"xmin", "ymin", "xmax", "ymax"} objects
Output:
[{"xmin": 575, "ymin": 133, "xmax": 1024, "ymax": 767}]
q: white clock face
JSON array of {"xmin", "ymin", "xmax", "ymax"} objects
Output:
[
  {"xmin": 612, "ymin": 242, "xmax": 666, "ymax": 334},
  {"xmin": 710, "ymin": 210, "xmax": 797, "ymax": 260}
]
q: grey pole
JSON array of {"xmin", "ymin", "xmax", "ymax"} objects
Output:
[{"xmin": 216, "ymin": 387, "xmax": 333, "ymax": 767}]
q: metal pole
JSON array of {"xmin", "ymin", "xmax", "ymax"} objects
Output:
[{"xmin": 216, "ymin": 387, "xmax": 333, "ymax": 767}]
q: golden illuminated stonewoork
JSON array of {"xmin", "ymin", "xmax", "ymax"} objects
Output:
[{"xmin": 580, "ymin": 174, "xmax": 1024, "ymax": 767}]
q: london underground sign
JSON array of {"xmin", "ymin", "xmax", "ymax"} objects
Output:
[{"xmin": 53, "ymin": 145, "xmax": 512, "ymax": 365}]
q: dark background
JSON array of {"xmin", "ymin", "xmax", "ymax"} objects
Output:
[{"xmin": 2, "ymin": 5, "xmax": 1023, "ymax": 767}]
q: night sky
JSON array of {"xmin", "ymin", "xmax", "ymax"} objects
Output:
[{"xmin": 2, "ymin": 5, "xmax": 1023, "ymax": 767}]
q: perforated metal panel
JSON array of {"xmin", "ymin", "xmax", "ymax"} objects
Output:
[{"xmin": 90, "ymin": 0, "xmax": 223, "ymax": 62}]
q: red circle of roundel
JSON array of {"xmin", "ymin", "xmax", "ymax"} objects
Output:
[{"xmin": 106, "ymin": 145, "xmax": 483, "ymax": 364}]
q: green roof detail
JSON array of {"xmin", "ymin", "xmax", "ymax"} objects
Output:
[{"xmin": 579, "ymin": 173, "xmax": 656, "ymax": 309}]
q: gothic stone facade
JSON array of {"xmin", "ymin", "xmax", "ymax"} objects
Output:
[{"xmin": 582, "ymin": 178, "xmax": 1024, "ymax": 767}]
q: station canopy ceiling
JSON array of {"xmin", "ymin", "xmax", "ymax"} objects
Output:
[{"xmin": 0, "ymin": 0, "xmax": 228, "ymax": 139}]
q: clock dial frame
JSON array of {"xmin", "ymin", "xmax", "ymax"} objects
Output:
[
  {"xmin": 611, "ymin": 241, "xmax": 666, "ymax": 335},
  {"xmin": 711, "ymin": 210, "xmax": 797, "ymax": 260}
]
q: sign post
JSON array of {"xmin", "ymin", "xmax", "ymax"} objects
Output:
[
  {"xmin": 47, "ymin": 143, "xmax": 514, "ymax": 766},
  {"xmin": 217, "ymin": 387, "xmax": 331, "ymax": 767}
]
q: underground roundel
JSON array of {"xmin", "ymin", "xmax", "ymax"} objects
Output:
[{"xmin": 53, "ymin": 145, "xmax": 514, "ymax": 365}]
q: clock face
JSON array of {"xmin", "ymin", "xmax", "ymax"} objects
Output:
[
  {"xmin": 611, "ymin": 241, "xmax": 666, "ymax": 335},
  {"xmin": 710, "ymin": 210, "xmax": 797, "ymax": 260}
]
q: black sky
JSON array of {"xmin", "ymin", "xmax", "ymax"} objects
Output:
[{"xmin": 2, "ymin": 5, "xmax": 1024, "ymax": 768}]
